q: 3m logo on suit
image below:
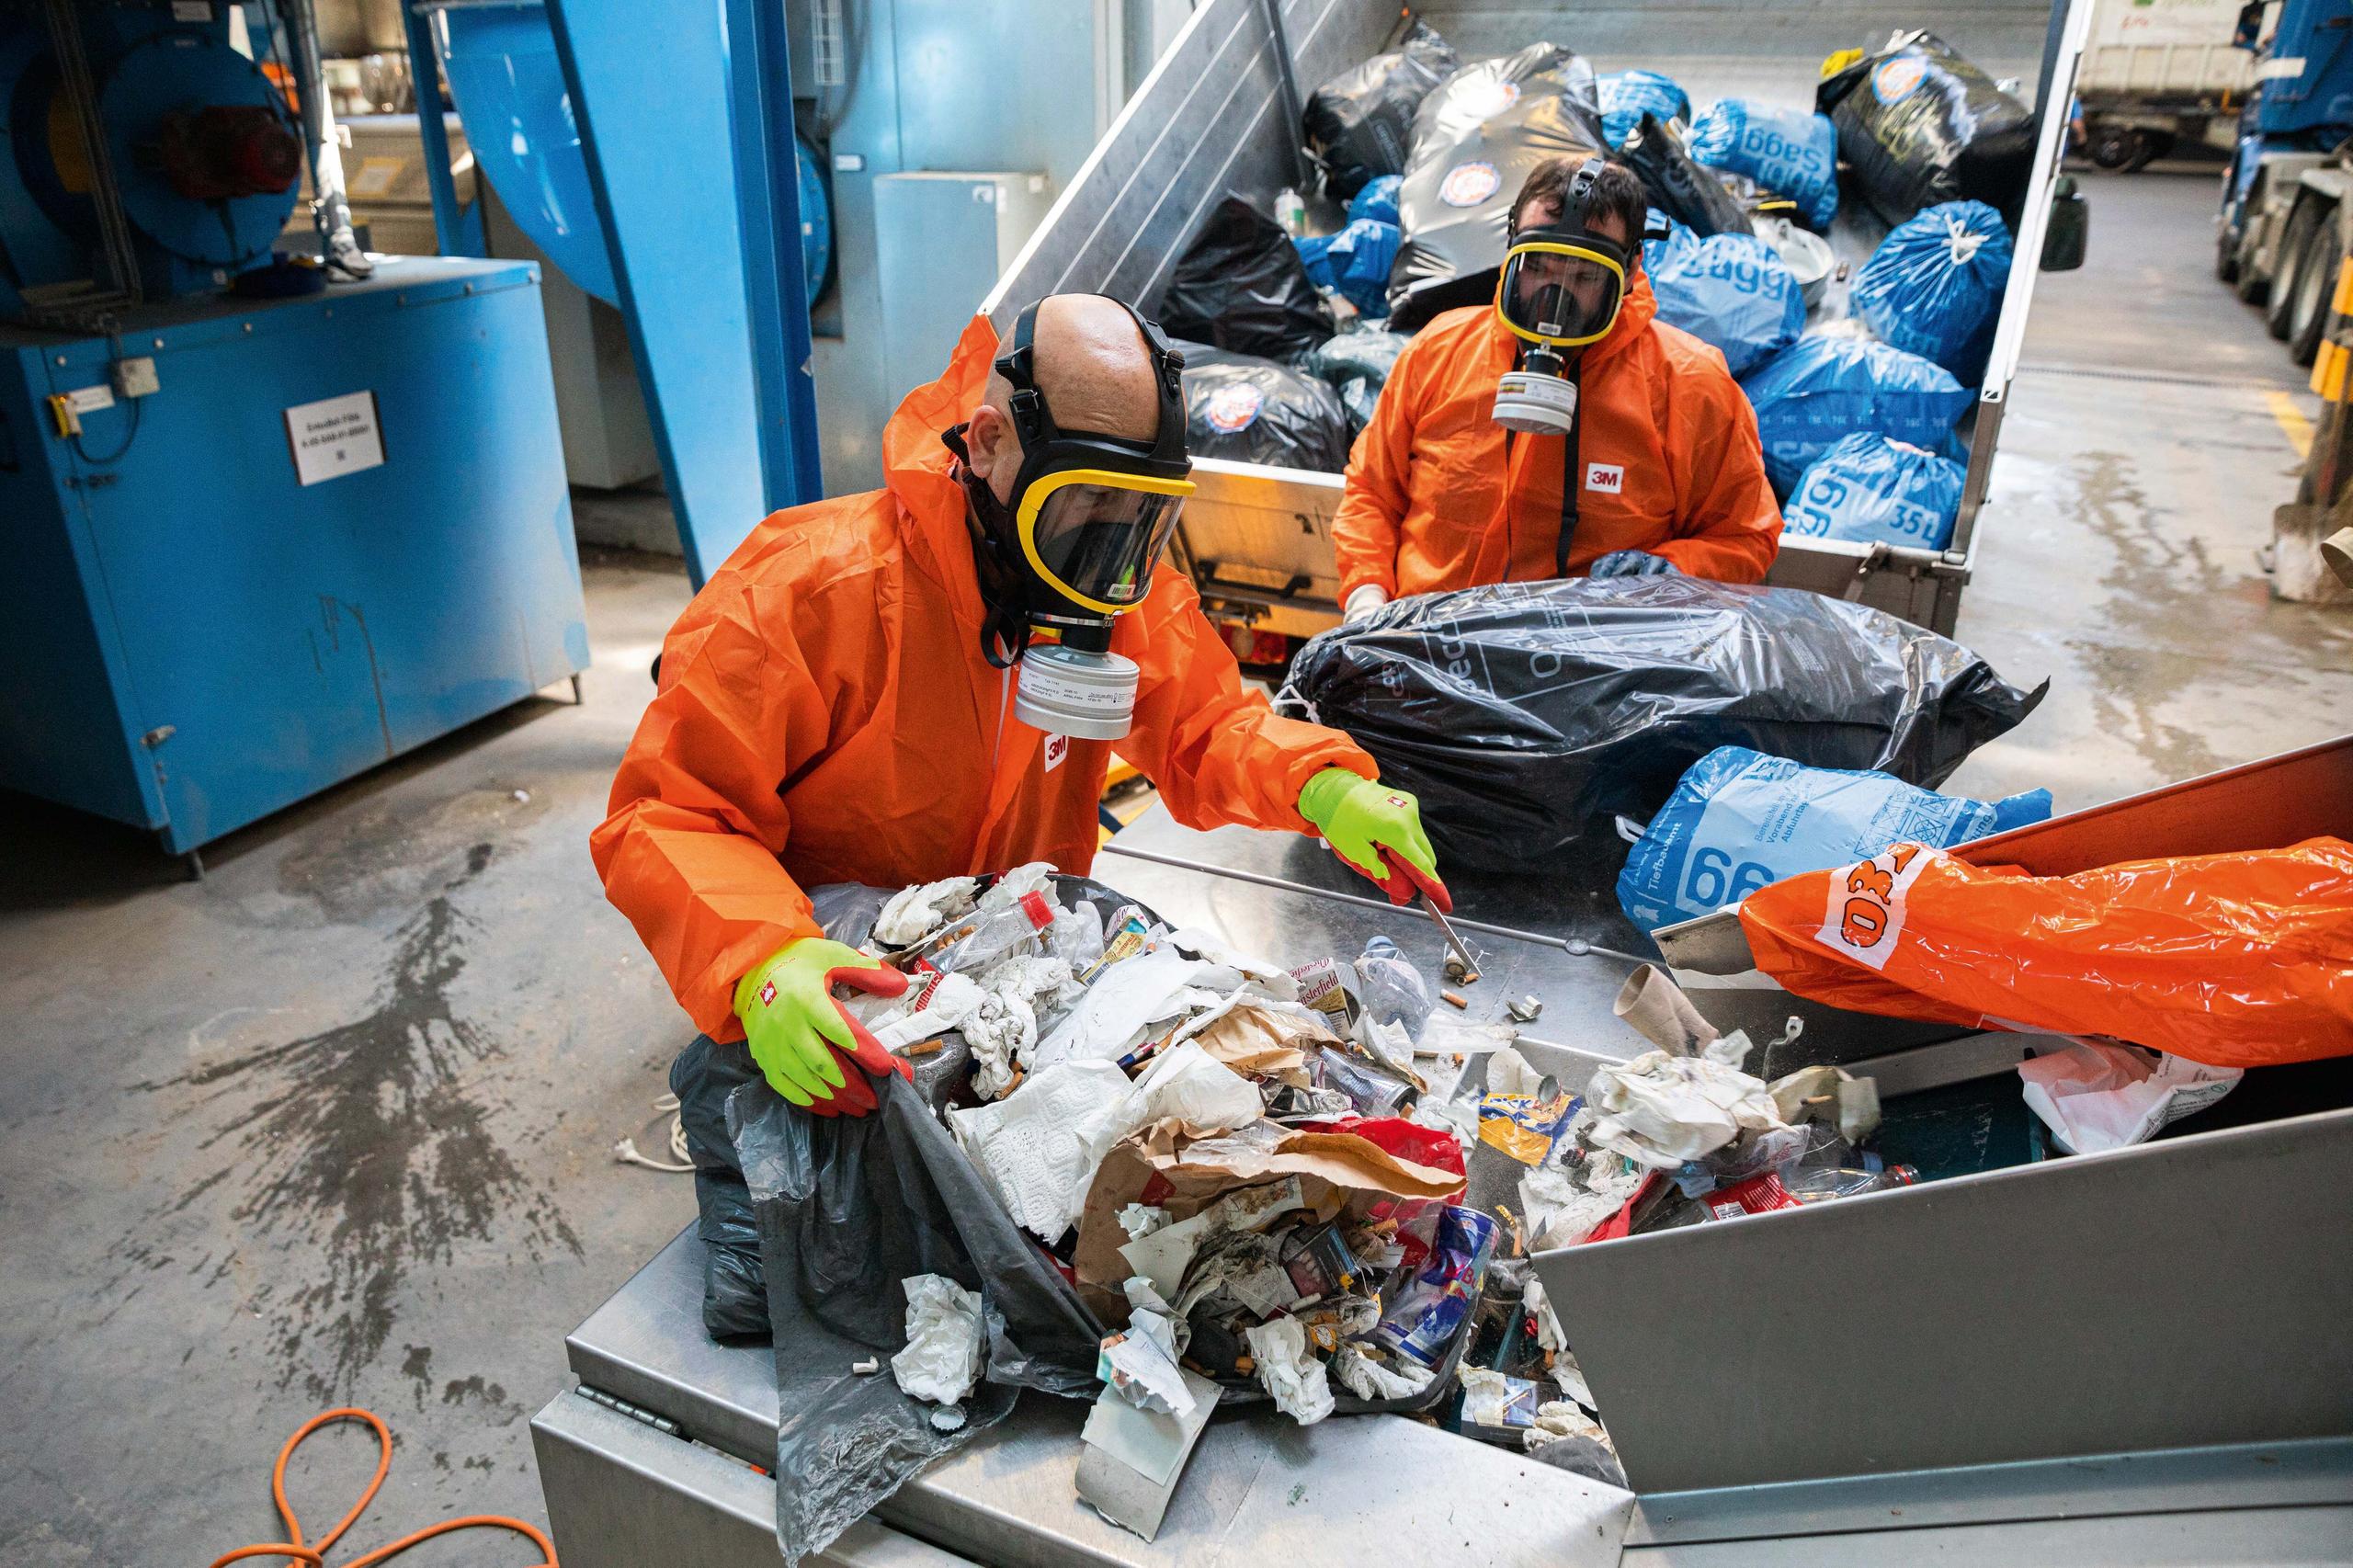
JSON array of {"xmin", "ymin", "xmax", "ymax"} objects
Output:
[{"xmin": 1586, "ymin": 462, "xmax": 1625, "ymax": 494}]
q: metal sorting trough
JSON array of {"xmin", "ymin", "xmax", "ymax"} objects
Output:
[
  {"xmin": 982, "ymin": 0, "xmax": 2096, "ymax": 637},
  {"xmin": 535, "ymin": 785, "xmax": 2352, "ymax": 1566}
]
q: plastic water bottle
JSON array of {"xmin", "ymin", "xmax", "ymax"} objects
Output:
[
  {"xmin": 1783, "ymin": 1165, "xmax": 1920, "ymax": 1203},
  {"xmin": 1275, "ymin": 186, "xmax": 1307, "ymax": 237}
]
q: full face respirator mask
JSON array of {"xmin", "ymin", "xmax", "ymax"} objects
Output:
[
  {"xmin": 1492, "ymin": 161, "xmax": 1647, "ymax": 436},
  {"xmin": 943, "ymin": 297, "xmax": 1195, "ymax": 742}
]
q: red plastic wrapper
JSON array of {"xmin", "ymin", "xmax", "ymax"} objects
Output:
[
  {"xmin": 1301, "ymin": 1115, "xmax": 1464, "ymax": 1268},
  {"xmin": 1738, "ymin": 836, "xmax": 2353, "ymax": 1069}
]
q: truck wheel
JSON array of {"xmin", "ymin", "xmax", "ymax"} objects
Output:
[
  {"xmin": 2289, "ymin": 204, "xmax": 2339, "ymax": 367},
  {"xmin": 2237, "ymin": 203, "xmax": 2273, "ymax": 304},
  {"xmin": 2270, "ymin": 199, "xmax": 2323, "ymax": 339},
  {"xmin": 2088, "ymin": 125, "xmax": 2145, "ymax": 170}
]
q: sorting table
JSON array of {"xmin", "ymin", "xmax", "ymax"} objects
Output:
[{"xmin": 532, "ymin": 809, "xmax": 2353, "ymax": 1567}]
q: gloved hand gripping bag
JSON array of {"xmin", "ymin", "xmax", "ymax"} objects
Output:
[{"xmin": 1282, "ymin": 577, "xmax": 2044, "ymax": 876}]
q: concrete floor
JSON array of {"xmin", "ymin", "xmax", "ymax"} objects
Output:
[{"xmin": 2, "ymin": 170, "xmax": 2347, "ymax": 1563}]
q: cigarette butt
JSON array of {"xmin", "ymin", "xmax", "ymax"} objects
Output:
[{"xmin": 1441, "ymin": 990, "xmax": 1469, "ymax": 1008}]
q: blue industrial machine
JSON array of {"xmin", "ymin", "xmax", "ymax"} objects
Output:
[
  {"xmin": 0, "ymin": 0, "xmax": 586, "ymax": 870},
  {"xmin": 2217, "ymin": 0, "xmax": 2353, "ymax": 296}
]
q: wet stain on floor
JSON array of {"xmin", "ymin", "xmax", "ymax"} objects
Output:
[
  {"xmin": 275, "ymin": 788, "xmax": 554, "ymax": 923},
  {"xmin": 129, "ymin": 842, "xmax": 581, "ymax": 1402}
]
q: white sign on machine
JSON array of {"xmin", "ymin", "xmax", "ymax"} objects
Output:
[{"xmin": 283, "ymin": 391, "xmax": 385, "ymax": 486}]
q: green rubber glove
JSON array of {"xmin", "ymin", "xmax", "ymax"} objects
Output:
[
  {"xmin": 1297, "ymin": 767, "xmax": 1451, "ymax": 913},
  {"xmin": 733, "ymin": 937, "xmax": 911, "ymax": 1112}
]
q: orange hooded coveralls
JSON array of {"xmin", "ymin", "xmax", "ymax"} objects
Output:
[
  {"xmin": 591, "ymin": 318, "xmax": 1377, "ymax": 1041},
  {"xmin": 1330, "ymin": 276, "xmax": 1782, "ymax": 605}
]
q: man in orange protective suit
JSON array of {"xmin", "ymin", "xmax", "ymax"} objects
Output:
[
  {"xmin": 593, "ymin": 294, "xmax": 1449, "ymax": 1114},
  {"xmin": 1333, "ymin": 153, "xmax": 1781, "ymax": 621}
]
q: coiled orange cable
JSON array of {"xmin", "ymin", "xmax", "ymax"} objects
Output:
[{"xmin": 207, "ymin": 1406, "xmax": 557, "ymax": 1568}]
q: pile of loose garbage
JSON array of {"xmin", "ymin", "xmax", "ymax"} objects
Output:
[
  {"xmin": 685, "ymin": 844, "xmax": 2234, "ymax": 1556},
  {"xmin": 1157, "ymin": 20, "xmax": 2043, "ymax": 554}
]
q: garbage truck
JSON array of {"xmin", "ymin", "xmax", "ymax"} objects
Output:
[
  {"xmin": 2076, "ymin": 0, "xmax": 2259, "ymax": 169},
  {"xmin": 983, "ymin": 0, "xmax": 2094, "ymax": 642},
  {"xmin": 2215, "ymin": 0, "xmax": 2353, "ymax": 364}
]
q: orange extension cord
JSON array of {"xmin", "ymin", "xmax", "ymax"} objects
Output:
[{"xmin": 208, "ymin": 1407, "xmax": 558, "ymax": 1568}]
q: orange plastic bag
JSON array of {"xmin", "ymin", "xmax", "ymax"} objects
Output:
[{"xmin": 1737, "ymin": 836, "xmax": 2353, "ymax": 1069}]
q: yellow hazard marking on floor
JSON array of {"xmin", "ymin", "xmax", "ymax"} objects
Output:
[{"xmin": 2268, "ymin": 389, "xmax": 2315, "ymax": 459}]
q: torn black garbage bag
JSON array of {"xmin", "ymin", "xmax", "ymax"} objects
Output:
[
  {"xmin": 1282, "ymin": 577, "xmax": 2045, "ymax": 875},
  {"xmin": 1819, "ymin": 30, "xmax": 2037, "ymax": 228},
  {"xmin": 1303, "ymin": 19, "xmax": 1461, "ymax": 202},
  {"xmin": 1177, "ymin": 340, "xmax": 1355, "ymax": 469},
  {"xmin": 1617, "ymin": 111, "xmax": 1751, "ymax": 237},
  {"xmin": 1301, "ymin": 328, "xmax": 1412, "ymax": 437},
  {"xmin": 1388, "ymin": 42, "xmax": 1606, "ymax": 324},
  {"xmin": 1156, "ymin": 194, "xmax": 1336, "ymax": 361}
]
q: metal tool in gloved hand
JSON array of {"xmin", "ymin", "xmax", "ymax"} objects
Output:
[
  {"xmin": 1298, "ymin": 767, "xmax": 1453, "ymax": 911},
  {"xmin": 733, "ymin": 938, "xmax": 912, "ymax": 1115}
]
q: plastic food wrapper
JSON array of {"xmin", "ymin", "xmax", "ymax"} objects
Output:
[
  {"xmin": 1617, "ymin": 744, "xmax": 2052, "ymax": 932},
  {"xmin": 1584, "ymin": 1044, "xmax": 1785, "ymax": 1168},
  {"xmin": 1643, "ymin": 224, "xmax": 1804, "ymax": 378},
  {"xmin": 1739, "ymin": 335, "xmax": 1974, "ymax": 495},
  {"xmin": 1155, "ymin": 196, "xmax": 1335, "ymax": 361},
  {"xmin": 1283, "ymin": 576, "xmax": 2044, "ymax": 874},
  {"xmin": 1741, "ymin": 837, "xmax": 2353, "ymax": 1069},
  {"xmin": 1598, "ymin": 69, "xmax": 1688, "ymax": 150},
  {"xmin": 1819, "ymin": 29, "xmax": 2037, "ymax": 227},
  {"xmin": 1370, "ymin": 1205, "xmax": 1496, "ymax": 1367},
  {"xmin": 1353, "ymin": 933, "xmax": 1433, "ymax": 1041},
  {"xmin": 1244, "ymin": 1314, "xmax": 1337, "ymax": 1425},
  {"xmin": 1688, "ymin": 99, "xmax": 1839, "ymax": 230},
  {"xmin": 1617, "ymin": 111, "xmax": 1751, "ymax": 238},
  {"xmin": 1301, "ymin": 328, "xmax": 1410, "ymax": 436},
  {"xmin": 1295, "ymin": 218, "xmax": 1402, "ymax": 318},
  {"xmin": 892, "ymin": 1274, "xmax": 984, "ymax": 1405},
  {"xmin": 1302, "ymin": 20, "xmax": 1461, "ymax": 201},
  {"xmin": 1389, "ymin": 43, "xmax": 1607, "ymax": 325},
  {"xmin": 1478, "ymin": 1091, "xmax": 1580, "ymax": 1165},
  {"xmin": 1781, "ymin": 433, "xmax": 1969, "ymax": 553},
  {"xmin": 1853, "ymin": 199, "xmax": 2014, "ymax": 382},
  {"xmin": 1171, "ymin": 340, "xmax": 1353, "ymax": 472},
  {"xmin": 2018, "ymin": 1042, "xmax": 2245, "ymax": 1155}
]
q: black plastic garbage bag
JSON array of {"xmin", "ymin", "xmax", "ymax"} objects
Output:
[
  {"xmin": 1303, "ymin": 20, "xmax": 1461, "ymax": 202},
  {"xmin": 1618, "ymin": 111, "xmax": 1751, "ymax": 237},
  {"xmin": 1389, "ymin": 43, "xmax": 1606, "ymax": 324},
  {"xmin": 1818, "ymin": 30, "xmax": 2037, "ymax": 227},
  {"xmin": 1177, "ymin": 340, "xmax": 1354, "ymax": 469},
  {"xmin": 1301, "ymin": 328, "xmax": 1412, "ymax": 436},
  {"xmin": 1283, "ymin": 577, "xmax": 2045, "ymax": 874},
  {"xmin": 742, "ymin": 1066, "xmax": 1105, "ymax": 1564},
  {"xmin": 1156, "ymin": 194, "xmax": 1335, "ymax": 361}
]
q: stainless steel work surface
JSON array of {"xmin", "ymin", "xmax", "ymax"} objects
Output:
[
  {"xmin": 1535, "ymin": 1104, "xmax": 2353, "ymax": 1496},
  {"xmin": 1097, "ymin": 803, "xmax": 1660, "ymax": 1085},
  {"xmin": 566, "ymin": 1230, "xmax": 1638, "ymax": 1568}
]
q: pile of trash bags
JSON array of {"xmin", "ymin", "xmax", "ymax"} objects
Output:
[
  {"xmin": 1150, "ymin": 25, "xmax": 2034, "ymax": 506},
  {"xmin": 1174, "ymin": 341, "xmax": 1354, "ymax": 470},
  {"xmin": 1283, "ymin": 575, "xmax": 2044, "ymax": 873}
]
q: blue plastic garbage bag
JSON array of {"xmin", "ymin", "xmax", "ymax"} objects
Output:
[
  {"xmin": 1296, "ymin": 218, "xmax": 1403, "ymax": 317},
  {"xmin": 1599, "ymin": 70, "xmax": 1689, "ymax": 149},
  {"xmin": 1645, "ymin": 227, "xmax": 1803, "ymax": 378},
  {"xmin": 1851, "ymin": 199, "xmax": 2014, "ymax": 382},
  {"xmin": 1616, "ymin": 745, "xmax": 2052, "ymax": 932},
  {"xmin": 1688, "ymin": 99, "xmax": 1839, "ymax": 230},
  {"xmin": 1739, "ymin": 335, "xmax": 1972, "ymax": 494},
  {"xmin": 1783, "ymin": 432, "xmax": 1967, "ymax": 551},
  {"xmin": 1349, "ymin": 174, "xmax": 1403, "ymax": 227}
]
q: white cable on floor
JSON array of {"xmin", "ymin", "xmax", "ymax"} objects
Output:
[{"xmin": 613, "ymin": 1092, "xmax": 694, "ymax": 1173}]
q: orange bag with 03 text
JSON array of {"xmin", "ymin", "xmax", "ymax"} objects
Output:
[{"xmin": 1736, "ymin": 836, "xmax": 2353, "ymax": 1070}]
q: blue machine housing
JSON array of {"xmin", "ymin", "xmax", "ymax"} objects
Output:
[
  {"xmin": 0, "ymin": 258, "xmax": 589, "ymax": 853},
  {"xmin": 0, "ymin": 5, "xmax": 301, "ymax": 309}
]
